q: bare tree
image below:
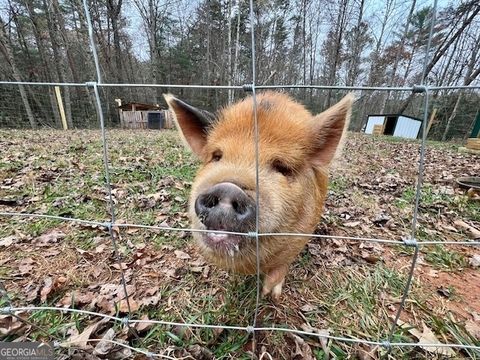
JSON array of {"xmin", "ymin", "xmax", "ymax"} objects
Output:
[{"xmin": 0, "ymin": 16, "xmax": 36, "ymax": 129}]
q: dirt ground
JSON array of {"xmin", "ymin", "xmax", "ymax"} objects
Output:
[{"xmin": 0, "ymin": 129, "xmax": 479, "ymax": 359}]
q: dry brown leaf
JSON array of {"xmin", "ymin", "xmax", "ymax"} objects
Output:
[
  {"xmin": 396, "ymin": 319, "xmax": 455, "ymax": 357},
  {"xmin": 93, "ymin": 328, "xmax": 116, "ymax": 355},
  {"xmin": 33, "ymin": 230, "xmax": 66, "ymax": 246},
  {"xmin": 18, "ymin": 258, "xmax": 35, "ymax": 274},
  {"xmin": 134, "ymin": 315, "xmax": 154, "ymax": 333},
  {"xmin": 300, "ymin": 304, "xmax": 315, "ymax": 312},
  {"xmin": 0, "ymin": 235, "xmax": 16, "ymax": 247},
  {"xmin": 469, "ymin": 254, "xmax": 480, "ymax": 268},
  {"xmin": 40, "ymin": 277, "xmax": 54, "ymax": 302},
  {"xmin": 472, "ymin": 312, "xmax": 480, "ymax": 322},
  {"xmin": 61, "ymin": 318, "xmax": 108, "ymax": 349},
  {"xmin": 417, "ymin": 324, "xmax": 456, "ymax": 356},
  {"xmin": 0, "ymin": 313, "xmax": 29, "ymax": 336},
  {"xmin": 189, "ymin": 258, "xmax": 206, "ymax": 266},
  {"xmin": 465, "ymin": 320, "xmax": 480, "ymax": 340},
  {"xmin": 343, "ymin": 221, "xmax": 361, "ymax": 228},
  {"xmin": 453, "ymin": 220, "xmax": 480, "ymax": 239},
  {"xmin": 287, "ymin": 332, "xmax": 314, "ymax": 360},
  {"xmin": 190, "ymin": 265, "xmax": 205, "ymax": 273},
  {"xmin": 141, "ymin": 293, "xmax": 162, "ymax": 307},
  {"xmin": 174, "ymin": 250, "xmax": 191, "ymax": 259},
  {"xmin": 112, "ymin": 263, "xmax": 128, "ymax": 270},
  {"xmin": 118, "ymin": 298, "xmax": 139, "ymax": 313}
]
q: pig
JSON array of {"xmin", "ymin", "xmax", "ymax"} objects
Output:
[{"xmin": 164, "ymin": 91, "xmax": 353, "ymax": 300}]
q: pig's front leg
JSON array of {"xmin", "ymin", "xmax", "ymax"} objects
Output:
[{"xmin": 262, "ymin": 265, "xmax": 289, "ymax": 301}]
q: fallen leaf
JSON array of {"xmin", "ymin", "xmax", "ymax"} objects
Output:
[
  {"xmin": 0, "ymin": 313, "xmax": 29, "ymax": 336},
  {"xmin": 287, "ymin": 332, "xmax": 314, "ymax": 360},
  {"xmin": 300, "ymin": 304, "xmax": 315, "ymax": 312},
  {"xmin": 93, "ymin": 328, "xmax": 116, "ymax": 355},
  {"xmin": 61, "ymin": 319, "xmax": 108, "ymax": 349},
  {"xmin": 18, "ymin": 258, "xmax": 35, "ymax": 274},
  {"xmin": 396, "ymin": 319, "xmax": 455, "ymax": 357},
  {"xmin": 0, "ymin": 236, "xmax": 15, "ymax": 247},
  {"xmin": 469, "ymin": 254, "xmax": 480, "ymax": 268},
  {"xmin": 453, "ymin": 220, "xmax": 480, "ymax": 239},
  {"xmin": 112, "ymin": 263, "xmax": 128, "ymax": 270},
  {"xmin": 189, "ymin": 259, "xmax": 206, "ymax": 266},
  {"xmin": 187, "ymin": 344, "xmax": 214, "ymax": 359},
  {"xmin": 465, "ymin": 320, "xmax": 480, "ymax": 340},
  {"xmin": 344, "ymin": 221, "xmax": 361, "ymax": 228},
  {"xmin": 40, "ymin": 277, "xmax": 54, "ymax": 302},
  {"xmin": 134, "ymin": 315, "xmax": 154, "ymax": 333},
  {"xmin": 472, "ymin": 312, "xmax": 480, "ymax": 322},
  {"xmin": 437, "ymin": 286, "xmax": 451, "ymax": 298},
  {"xmin": 427, "ymin": 269, "xmax": 439, "ymax": 277},
  {"xmin": 33, "ymin": 230, "xmax": 66, "ymax": 246},
  {"xmin": 174, "ymin": 250, "xmax": 191, "ymax": 259},
  {"xmin": 141, "ymin": 293, "xmax": 162, "ymax": 307},
  {"xmin": 118, "ymin": 298, "xmax": 139, "ymax": 313}
]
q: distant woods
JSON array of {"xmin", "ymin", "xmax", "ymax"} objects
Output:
[{"xmin": 0, "ymin": 0, "xmax": 479, "ymax": 140}]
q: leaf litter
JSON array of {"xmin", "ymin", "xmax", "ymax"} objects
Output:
[{"xmin": 1, "ymin": 130, "xmax": 479, "ymax": 358}]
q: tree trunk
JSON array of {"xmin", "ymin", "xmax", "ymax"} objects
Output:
[
  {"xmin": 382, "ymin": 0, "xmax": 416, "ymax": 112},
  {"xmin": 106, "ymin": 0, "xmax": 124, "ymax": 83},
  {"xmin": 227, "ymin": 0, "xmax": 233, "ymax": 104},
  {"xmin": 22, "ymin": 0, "xmax": 62, "ymax": 127},
  {"xmin": 441, "ymin": 93, "xmax": 461, "ymax": 141},
  {"xmin": 0, "ymin": 16, "xmax": 36, "ymax": 129},
  {"xmin": 44, "ymin": 0, "xmax": 73, "ymax": 128},
  {"xmin": 326, "ymin": 0, "xmax": 348, "ymax": 108},
  {"xmin": 232, "ymin": 0, "xmax": 241, "ymax": 96}
]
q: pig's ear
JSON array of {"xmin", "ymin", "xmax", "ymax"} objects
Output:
[
  {"xmin": 163, "ymin": 94, "xmax": 216, "ymax": 156},
  {"xmin": 311, "ymin": 93, "xmax": 354, "ymax": 167}
]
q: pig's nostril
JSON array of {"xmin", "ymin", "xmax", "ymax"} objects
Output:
[
  {"xmin": 203, "ymin": 194, "xmax": 219, "ymax": 208},
  {"xmin": 232, "ymin": 199, "xmax": 246, "ymax": 215}
]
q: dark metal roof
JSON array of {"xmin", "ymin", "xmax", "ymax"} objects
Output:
[{"xmin": 118, "ymin": 102, "xmax": 162, "ymax": 111}]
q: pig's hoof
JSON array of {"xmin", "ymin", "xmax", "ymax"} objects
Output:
[
  {"xmin": 261, "ymin": 282, "xmax": 283, "ymax": 302},
  {"xmin": 270, "ymin": 283, "xmax": 283, "ymax": 302}
]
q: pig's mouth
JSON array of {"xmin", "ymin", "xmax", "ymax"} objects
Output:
[
  {"xmin": 200, "ymin": 231, "xmax": 248, "ymax": 256},
  {"xmin": 194, "ymin": 181, "xmax": 257, "ymax": 257}
]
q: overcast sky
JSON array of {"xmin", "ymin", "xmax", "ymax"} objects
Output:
[{"xmin": 122, "ymin": 0, "xmax": 452, "ymax": 63}]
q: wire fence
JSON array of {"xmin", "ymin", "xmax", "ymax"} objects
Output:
[{"xmin": 1, "ymin": 0, "xmax": 480, "ymax": 357}]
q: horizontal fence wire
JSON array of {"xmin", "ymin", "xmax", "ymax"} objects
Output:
[
  {"xmin": 1, "ymin": 0, "xmax": 480, "ymax": 356},
  {"xmin": 0, "ymin": 80, "xmax": 479, "ymax": 91},
  {"xmin": 1, "ymin": 211, "xmax": 480, "ymax": 246},
  {"xmin": 1, "ymin": 306, "xmax": 480, "ymax": 353}
]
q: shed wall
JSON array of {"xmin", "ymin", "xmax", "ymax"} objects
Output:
[
  {"xmin": 393, "ymin": 116, "xmax": 421, "ymax": 139},
  {"xmin": 365, "ymin": 116, "xmax": 385, "ymax": 134}
]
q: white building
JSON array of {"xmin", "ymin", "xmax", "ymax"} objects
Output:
[{"xmin": 364, "ymin": 114, "xmax": 422, "ymax": 139}]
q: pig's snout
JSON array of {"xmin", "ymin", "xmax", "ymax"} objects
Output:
[{"xmin": 194, "ymin": 182, "xmax": 255, "ymax": 231}]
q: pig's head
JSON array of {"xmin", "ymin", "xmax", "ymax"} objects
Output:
[{"xmin": 164, "ymin": 91, "xmax": 353, "ymax": 275}]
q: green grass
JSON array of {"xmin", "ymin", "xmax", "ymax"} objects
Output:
[
  {"xmin": 424, "ymin": 245, "xmax": 467, "ymax": 270},
  {"xmin": 1, "ymin": 130, "xmax": 478, "ymax": 359}
]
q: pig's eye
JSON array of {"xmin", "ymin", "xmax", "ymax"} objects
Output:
[
  {"xmin": 211, "ymin": 151, "xmax": 223, "ymax": 162},
  {"xmin": 272, "ymin": 160, "xmax": 294, "ymax": 177}
]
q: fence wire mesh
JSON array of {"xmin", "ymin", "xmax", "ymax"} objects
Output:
[{"xmin": 1, "ymin": 0, "xmax": 480, "ymax": 357}]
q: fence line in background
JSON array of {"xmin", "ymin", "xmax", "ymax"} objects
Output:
[
  {"xmin": 1, "ymin": 80, "xmax": 479, "ymax": 91},
  {"xmin": 1, "ymin": 0, "xmax": 480, "ymax": 356}
]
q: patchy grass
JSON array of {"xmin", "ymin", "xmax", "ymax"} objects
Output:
[
  {"xmin": 424, "ymin": 245, "xmax": 467, "ymax": 270},
  {"xmin": 1, "ymin": 129, "xmax": 479, "ymax": 359}
]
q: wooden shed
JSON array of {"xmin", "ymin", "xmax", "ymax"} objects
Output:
[{"xmin": 117, "ymin": 102, "xmax": 174, "ymax": 129}]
